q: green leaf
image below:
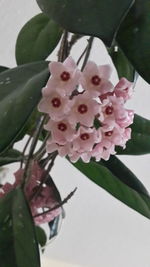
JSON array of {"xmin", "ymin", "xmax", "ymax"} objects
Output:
[
  {"xmin": 13, "ymin": 109, "xmax": 41, "ymax": 143},
  {"xmin": 131, "ymin": 114, "xmax": 150, "ymax": 134},
  {"xmin": 117, "ymin": 0, "xmax": 150, "ymax": 83},
  {"xmin": 0, "ymin": 61, "xmax": 49, "ymax": 154},
  {"xmin": 0, "ymin": 149, "xmax": 22, "ymax": 167},
  {"xmin": 16, "ymin": 13, "xmax": 62, "ymax": 65},
  {"xmin": 35, "ymin": 226, "xmax": 47, "ymax": 248},
  {"xmin": 0, "ymin": 188, "xmax": 40, "ymax": 267},
  {"xmin": 36, "ymin": 0, "xmax": 134, "ymax": 46},
  {"xmin": 72, "ymin": 160, "xmax": 150, "ymax": 219},
  {"xmin": 117, "ymin": 114, "xmax": 150, "ymax": 155},
  {"xmin": 117, "ymin": 133, "xmax": 150, "ymax": 155},
  {"xmin": 109, "ymin": 46, "xmax": 134, "ymax": 81},
  {"xmin": 101, "ymin": 156, "xmax": 149, "ymax": 195},
  {"xmin": 0, "ymin": 66, "xmax": 9, "ymax": 73}
]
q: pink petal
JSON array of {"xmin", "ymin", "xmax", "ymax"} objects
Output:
[{"xmin": 98, "ymin": 64, "xmax": 112, "ymax": 80}]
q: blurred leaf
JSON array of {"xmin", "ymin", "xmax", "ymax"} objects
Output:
[
  {"xmin": 0, "ymin": 66, "xmax": 9, "ymax": 73},
  {"xmin": 73, "ymin": 160, "xmax": 150, "ymax": 219},
  {"xmin": 0, "ymin": 188, "xmax": 40, "ymax": 267},
  {"xmin": 16, "ymin": 13, "xmax": 62, "ymax": 65},
  {"xmin": 0, "ymin": 149, "xmax": 22, "ymax": 167},
  {"xmin": 35, "ymin": 226, "xmax": 47, "ymax": 248},
  {"xmin": 0, "ymin": 61, "xmax": 49, "ymax": 154},
  {"xmin": 36, "ymin": 0, "xmax": 134, "ymax": 46},
  {"xmin": 109, "ymin": 46, "xmax": 134, "ymax": 81},
  {"xmin": 117, "ymin": 114, "xmax": 150, "ymax": 155},
  {"xmin": 117, "ymin": 0, "xmax": 150, "ymax": 83}
]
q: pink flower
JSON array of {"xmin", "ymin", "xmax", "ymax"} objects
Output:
[
  {"xmin": 102, "ymin": 96, "xmax": 134, "ymax": 128},
  {"xmin": 116, "ymin": 109, "xmax": 134, "ymax": 128},
  {"xmin": 92, "ymin": 139, "xmax": 116, "ymax": 161},
  {"xmin": 81, "ymin": 61, "xmax": 113, "ymax": 97},
  {"xmin": 38, "ymin": 90, "xmax": 72, "ymax": 121},
  {"xmin": 72, "ymin": 126, "xmax": 101, "ymax": 153},
  {"xmin": 68, "ymin": 92, "xmax": 100, "ymax": 127},
  {"xmin": 69, "ymin": 151, "xmax": 92, "ymax": 163},
  {"xmin": 69, "ymin": 151, "xmax": 81, "ymax": 163},
  {"xmin": 44, "ymin": 119, "xmax": 76, "ymax": 145},
  {"xmin": 114, "ymin": 78, "xmax": 133, "ymax": 101},
  {"xmin": 46, "ymin": 139, "xmax": 72, "ymax": 157},
  {"xmin": 99, "ymin": 91, "xmax": 114, "ymax": 102},
  {"xmin": 43, "ymin": 57, "xmax": 81, "ymax": 97},
  {"xmin": 101, "ymin": 124, "xmax": 131, "ymax": 148}
]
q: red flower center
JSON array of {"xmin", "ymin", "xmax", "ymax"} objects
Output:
[
  {"xmin": 105, "ymin": 106, "xmax": 114, "ymax": 115},
  {"xmin": 58, "ymin": 122, "xmax": 67, "ymax": 131},
  {"xmin": 80, "ymin": 133, "xmax": 90, "ymax": 140},
  {"xmin": 78, "ymin": 104, "xmax": 88, "ymax": 114},
  {"xmin": 105, "ymin": 131, "xmax": 113, "ymax": 137},
  {"xmin": 60, "ymin": 71, "xmax": 70, "ymax": 81},
  {"xmin": 51, "ymin": 97, "xmax": 61, "ymax": 108},
  {"xmin": 91, "ymin": 75, "xmax": 101, "ymax": 86}
]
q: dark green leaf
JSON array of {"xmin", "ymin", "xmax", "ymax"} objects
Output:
[
  {"xmin": 0, "ymin": 61, "xmax": 49, "ymax": 154},
  {"xmin": 131, "ymin": 114, "xmax": 150, "ymax": 134},
  {"xmin": 0, "ymin": 188, "xmax": 40, "ymax": 267},
  {"xmin": 101, "ymin": 155, "xmax": 149, "ymax": 196},
  {"xmin": 72, "ymin": 160, "xmax": 150, "ymax": 219},
  {"xmin": 117, "ymin": 132, "xmax": 150, "ymax": 155},
  {"xmin": 0, "ymin": 149, "xmax": 22, "ymax": 167},
  {"xmin": 117, "ymin": 114, "xmax": 150, "ymax": 155},
  {"xmin": 36, "ymin": 0, "xmax": 134, "ymax": 46},
  {"xmin": 13, "ymin": 109, "xmax": 41, "ymax": 143},
  {"xmin": 0, "ymin": 66, "xmax": 9, "ymax": 73},
  {"xmin": 35, "ymin": 226, "xmax": 47, "ymax": 248},
  {"xmin": 109, "ymin": 46, "xmax": 134, "ymax": 81},
  {"xmin": 117, "ymin": 0, "xmax": 150, "ymax": 83},
  {"xmin": 16, "ymin": 13, "xmax": 62, "ymax": 65}
]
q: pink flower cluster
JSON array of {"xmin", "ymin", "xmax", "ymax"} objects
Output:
[
  {"xmin": 38, "ymin": 57, "xmax": 134, "ymax": 163},
  {"xmin": 0, "ymin": 162, "xmax": 61, "ymax": 224}
]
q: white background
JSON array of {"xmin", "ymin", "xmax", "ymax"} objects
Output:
[{"xmin": 0, "ymin": 1, "xmax": 150, "ymax": 266}]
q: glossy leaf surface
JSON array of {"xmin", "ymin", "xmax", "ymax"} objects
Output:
[
  {"xmin": 0, "ymin": 61, "xmax": 49, "ymax": 154},
  {"xmin": 16, "ymin": 13, "xmax": 62, "ymax": 65},
  {"xmin": 36, "ymin": 0, "xmax": 134, "ymax": 46},
  {"xmin": 73, "ymin": 160, "xmax": 150, "ymax": 219},
  {"xmin": 117, "ymin": 0, "xmax": 150, "ymax": 83}
]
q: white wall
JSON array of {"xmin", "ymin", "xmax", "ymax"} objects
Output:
[{"xmin": 0, "ymin": 1, "xmax": 150, "ymax": 267}]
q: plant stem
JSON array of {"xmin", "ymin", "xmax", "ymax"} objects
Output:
[
  {"xmin": 20, "ymin": 135, "xmax": 32, "ymax": 168},
  {"xmin": 34, "ymin": 187, "xmax": 77, "ymax": 218},
  {"xmin": 58, "ymin": 30, "xmax": 69, "ymax": 62},
  {"xmin": 21, "ymin": 115, "xmax": 47, "ymax": 188},
  {"xmin": 81, "ymin": 36, "xmax": 94, "ymax": 71},
  {"xmin": 29, "ymin": 152, "xmax": 58, "ymax": 202},
  {"xmin": 77, "ymin": 45, "xmax": 88, "ymax": 66},
  {"xmin": 46, "ymin": 151, "xmax": 58, "ymax": 173},
  {"xmin": 34, "ymin": 132, "xmax": 50, "ymax": 161}
]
